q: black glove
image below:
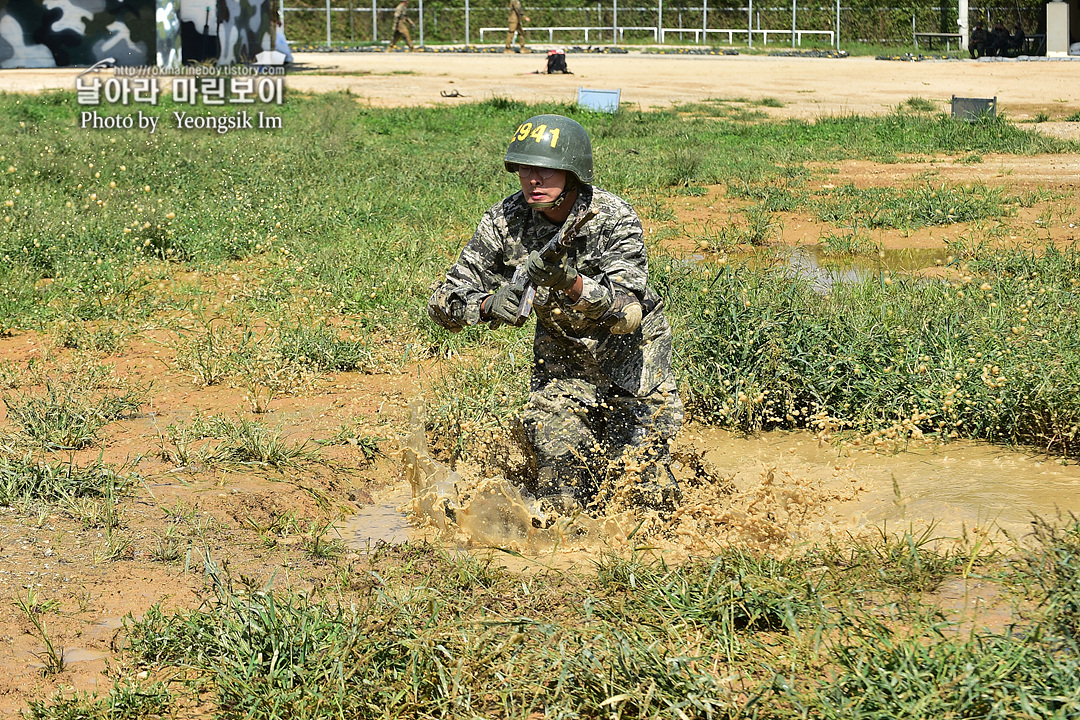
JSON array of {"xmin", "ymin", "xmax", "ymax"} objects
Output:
[
  {"xmin": 525, "ymin": 250, "xmax": 578, "ymax": 292},
  {"xmin": 482, "ymin": 284, "xmax": 527, "ymax": 327}
]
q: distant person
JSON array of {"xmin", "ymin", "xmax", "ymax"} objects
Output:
[
  {"xmin": 387, "ymin": 0, "xmax": 415, "ymax": 51},
  {"xmin": 988, "ymin": 21, "xmax": 1010, "ymax": 57},
  {"xmin": 505, "ymin": 0, "xmax": 530, "ymax": 53},
  {"xmin": 1007, "ymin": 23, "xmax": 1025, "ymax": 57},
  {"xmin": 969, "ymin": 21, "xmax": 987, "ymax": 58}
]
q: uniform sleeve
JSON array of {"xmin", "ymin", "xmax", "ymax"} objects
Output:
[
  {"xmin": 427, "ymin": 210, "xmax": 509, "ymax": 332},
  {"xmin": 568, "ymin": 201, "xmax": 648, "ymax": 322}
]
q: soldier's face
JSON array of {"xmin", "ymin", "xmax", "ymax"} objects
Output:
[{"xmin": 517, "ymin": 165, "xmax": 567, "ymax": 206}]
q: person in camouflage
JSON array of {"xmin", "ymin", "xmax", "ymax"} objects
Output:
[
  {"xmin": 428, "ymin": 114, "xmax": 683, "ymax": 516},
  {"xmin": 505, "ymin": 0, "xmax": 529, "ymax": 53},
  {"xmin": 387, "ymin": 0, "xmax": 415, "ymax": 51}
]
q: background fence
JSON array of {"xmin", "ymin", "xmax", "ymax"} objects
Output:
[{"xmin": 280, "ymin": 0, "xmax": 1047, "ymax": 49}]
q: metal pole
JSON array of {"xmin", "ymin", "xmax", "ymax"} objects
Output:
[
  {"xmin": 658, "ymin": 0, "xmax": 662, "ymax": 43},
  {"xmin": 465, "ymin": 0, "xmax": 470, "ymax": 44},
  {"xmin": 418, "ymin": 0, "xmax": 423, "ymax": 45},
  {"xmin": 958, "ymin": 0, "xmax": 969, "ymax": 51},
  {"xmin": 791, "ymin": 0, "xmax": 796, "ymax": 47},
  {"xmin": 702, "ymin": 0, "xmax": 707, "ymax": 45},
  {"xmin": 835, "ymin": 0, "xmax": 839, "ymax": 49},
  {"xmin": 613, "ymin": 0, "xmax": 618, "ymax": 44},
  {"xmin": 748, "ymin": 0, "xmax": 752, "ymax": 47},
  {"xmin": 326, "ymin": 0, "xmax": 332, "ymax": 45},
  {"xmin": 372, "ymin": 0, "xmax": 377, "ymax": 43},
  {"xmin": 349, "ymin": 0, "xmax": 355, "ymax": 43}
]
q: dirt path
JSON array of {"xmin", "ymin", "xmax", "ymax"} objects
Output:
[
  {"xmin": 5, "ymin": 52, "xmax": 1080, "ymax": 130},
  {"xmin": 282, "ymin": 52, "xmax": 1080, "ymax": 124}
]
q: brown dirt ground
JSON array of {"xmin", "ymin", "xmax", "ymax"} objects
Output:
[
  {"xmin": 280, "ymin": 52, "xmax": 1080, "ymax": 128},
  {"xmin": 6, "ymin": 51, "xmax": 1080, "ymax": 127},
  {"xmin": 660, "ymin": 153, "xmax": 1079, "ymax": 254},
  {"xmin": 0, "ymin": 53, "xmax": 1078, "ymax": 716}
]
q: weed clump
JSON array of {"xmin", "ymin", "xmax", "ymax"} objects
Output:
[
  {"xmin": 3, "ymin": 380, "xmax": 146, "ymax": 449},
  {"xmin": 1017, "ymin": 516, "xmax": 1080, "ymax": 640},
  {"xmin": 0, "ymin": 457, "xmax": 133, "ymax": 506},
  {"xmin": 662, "ymin": 244, "xmax": 1080, "ymax": 456},
  {"xmin": 157, "ymin": 414, "xmax": 315, "ymax": 469}
]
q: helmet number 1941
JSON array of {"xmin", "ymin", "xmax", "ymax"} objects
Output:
[{"xmin": 514, "ymin": 123, "xmax": 560, "ymax": 148}]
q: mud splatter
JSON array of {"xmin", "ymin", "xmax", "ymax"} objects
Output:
[{"xmin": 400, "ymin": 402, "xmax": 870, "ymax": 557}]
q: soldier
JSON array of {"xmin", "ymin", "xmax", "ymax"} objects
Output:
[
  {"xmin": 969, "ymin": 21, "xmax": 987, "ymax": 59},
  {"xmin": 428, "ymin": 115, "xmax": 683, "ymax": 519},
  {"xmin": 988, "ymin": 21, "xmax": 1010, "ymax": 57},
  {"xmin": 387, "ymin": 0, "xmax": 415, "ymax": 51},
  {"xmin": 505, "ymin": 0, "xmax": 530, "ymax": 53},
  {"xmin": 1007, "ymin": 22, "xmax": 1025, "ymax": 57}
]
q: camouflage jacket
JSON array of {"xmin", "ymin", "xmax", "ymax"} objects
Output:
[
  {"xmin": 393, "ymin": 2, "xmax": 409, "ymax": 31},
  {"xmin": 428, "ymin": 185, "xmax": 673, "ymax": 397},
  {"xmin": 508, "ymin": 0, "xmax": 525, "ymax": 23}
]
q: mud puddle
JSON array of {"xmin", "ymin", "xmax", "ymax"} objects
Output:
[
  {"xmin": 693, "ymin": 426, "xmax": 1080, "ymax": 537},
  {"xmin": 686, "ymin": 246, "xmax": 951, "ymax": 291},
  {"xmin": 782, "ymin": 246, "xmax": 950, "ymax": 291},
  {"xmin": 337, "ymin": 485, "xmax": 419, "ymax": 550},
  {"xmin": 349, "ymin": 404, "xmax": 1080, "ymax": 558}
]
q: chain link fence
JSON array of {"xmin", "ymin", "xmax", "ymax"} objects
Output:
[{"xmin": 280, "ymin": 0, "xmax": 1047, "ymax": 49}]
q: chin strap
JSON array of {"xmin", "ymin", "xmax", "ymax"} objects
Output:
[
  {"xmin": 526, "ymin": 178, "xmax": 580, "ymax": 210},
  {"xmin": 527, "ymin": 188, "xmax": 568, "ymax": 210}
]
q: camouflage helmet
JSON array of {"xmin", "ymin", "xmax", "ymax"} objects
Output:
[{"xmin": 504, "ymin": 114, "xmax": 593, "ymax": 185}]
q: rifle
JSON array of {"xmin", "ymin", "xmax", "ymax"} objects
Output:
[{"xmin": 490, "ymin": 207, "xmax": 598, "ymax": 329}]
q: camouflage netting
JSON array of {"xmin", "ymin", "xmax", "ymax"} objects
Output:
[{"xmin": 0, "ymin": 0, "xmax": 273, "ymax": 68}]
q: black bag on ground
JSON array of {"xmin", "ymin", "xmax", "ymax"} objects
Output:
[{"xmin": 546, "ymin": 51, "xmax": 569, "ymax": 74}]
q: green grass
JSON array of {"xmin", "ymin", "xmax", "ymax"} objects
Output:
[
  {"xmin": 8, "ymin": 91, "xmax": 1070, "ymax": 456},
  {"xmin": 1, "ymin": 92, "xmax": 1072, "ymax": 346},
  {"xmin": 819, "ymin": 228, "xmax": 880, "ymax": 256},
  {"xmin": 154, "ymin": 413, "xmax": 316, "ymax": 468},
  {"xmin": 813, "ymin": 182, "xmax": 1014, "ymax": 229},
  {"xmin": 0, "ymin": 456, "xmax": 134, "ymax": 507},
  {"xmin": 14, "ymin": 588, "xmax": 66, "ymax": 676},
  {"xmin": 813, "ymin": 617, "xmax": 1080, "ymax": 719},
  {"xmin": 278, "ymin": 322, "xmax": 372, "ymax": 372},
  {"xmin": 20, "ymin": 521, "xmax": 1062, "ymax": 719},
  {"xmin": 25, "ymin": 683, "xmax": 172, "ymax": 720},
  {"xmin": 659, "ymin": 243, "xmax": 1080, "ymax": 455},
  {"xmin": 903, "ymin": 96, "xmax": 937, "ymax": 113}
]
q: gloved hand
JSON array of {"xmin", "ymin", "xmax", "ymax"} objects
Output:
[
  {"xmin": 525, "ymin": 250, "xmax": 578, "ymax": 292},
  {"xmin": 481, "ymin": 284, "xmax": 527, "ymax": 327}
]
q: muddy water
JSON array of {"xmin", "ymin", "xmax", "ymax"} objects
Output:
[
  {"xmin": 337, "ymin": 485, "xmax": 418, "ymax": 550},
  {"xmin": 341, "ymin": 407, "xmax": 1080, "ymax": 557},
  {"xmin": 691, "ymin": 427, "xmax": 1080, "ymax": 539},
  {"xmin": 783, "ymin": 246, "xmax": 950, "ymax": 291},
  {"xmin": 689, "ymin": 246, "xmax": 952, "ymax": 291}
]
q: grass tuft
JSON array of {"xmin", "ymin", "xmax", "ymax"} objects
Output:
[{"xmin": 4, "ymin": 380, "xmax": 146, "ymax": 449}]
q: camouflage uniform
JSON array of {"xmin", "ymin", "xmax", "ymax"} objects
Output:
[
  {"xmin": 0, "ymin": 0, "xmax": 154, "ymax": 68},
  {"xmin": 0, "ymin": 0, "xmax": 270, "ymax": 69},
  {"xmin": 388, "ymin": 1, "xmax": 414, "ymax": 50},
  {"xmin": 429, "ymin": 185, "xmax": 683, "ymax": 505},
  {"xmin": 505, "ymin": 0, "xmax": 527, "ymax": 51}
]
